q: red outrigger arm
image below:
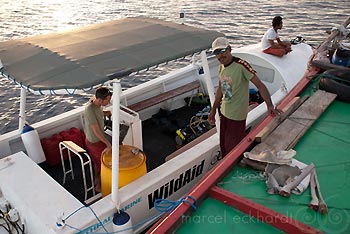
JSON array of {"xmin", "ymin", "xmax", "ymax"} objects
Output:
[
  {"xmin": 147, "ymin": 66, "xmax": 321, "ymax": 234},
  {"xmin": 209, "ymin": 186, "xmax": 322, "ymax": 234}
]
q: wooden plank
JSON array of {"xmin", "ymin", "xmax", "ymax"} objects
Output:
[
  {"xmin": 62, "ymin": 140, "xmax": 86, "ymax": 153},
  {"xmin": 251, "ymin": 90, "xmax": 337, "ymax": 154},
  {"xmin": 311, "ymin": 60, "xmax": 350, "ymax": 71},
  {"xmin": 128, "ymin": 80, "xmax": 200, "ymax": 112},
  {"xmin": 254, "ymin": 96, "xmax": 308, "ymax": 143}
]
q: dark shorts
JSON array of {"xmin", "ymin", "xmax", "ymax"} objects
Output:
[
  {"xmin": 220, "ymin": 115, "xmax": 246, "ymax": 157},
  {"xmin": 85, "ymin": 139, "xmax": 106, "ymax": 173}
]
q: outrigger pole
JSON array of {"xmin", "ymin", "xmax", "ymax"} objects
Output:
[
  {"xmin": 200, "ymin": 51, "xmax": 220, "ymax": 133},
  {"xmin": 111, "ymin": 80, "xmax": 121, "ymax": 205},
  {"xmin": 19, "ymin": 88, "xmax": 27, "ymax": 132}
]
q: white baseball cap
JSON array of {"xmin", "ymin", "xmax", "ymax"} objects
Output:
[{"xmin": 211, "ymin": 37, "xmax": 229, "ymax": 52}]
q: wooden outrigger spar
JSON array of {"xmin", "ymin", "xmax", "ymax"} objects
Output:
[{"xmin": 147, "ymin": 16, "xmax": 350, "ymax": 234}]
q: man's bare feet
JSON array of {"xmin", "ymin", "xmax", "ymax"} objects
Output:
[
  {"xmin": 285, "ymin": 48, "xmax": 292, "ymax": 54},
  {"xmin": 94, "ymin": 176, "xmax": 101, "ymax": 193},
  {"xmin": 95, "ymin": 184, "xmax": 101, "ymax": 193}
]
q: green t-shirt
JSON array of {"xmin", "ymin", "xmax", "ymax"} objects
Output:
[
  {"xmin": 84, "ymin": 101, "xmax": 104, "ymax": 143},
  {"xmin": 219, "ymin": 58, "xmax": 256, "ymax": 120}
]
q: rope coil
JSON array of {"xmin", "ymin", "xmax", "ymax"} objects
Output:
[
  {"xmin": 55, "ymin": 195, "xmax": 197, "ymax": 233},
  {"xmin": 154, "ymin": 195, "xmax": 197, "ymax": 213}
]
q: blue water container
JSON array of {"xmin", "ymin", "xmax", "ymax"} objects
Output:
[
  {"xmin": 332, "ymin": 48, "xmax": 350, "ymax": 67},
  {"xmin": 249, "ymin": 88, "xmax": 258, "ymax": 95}
]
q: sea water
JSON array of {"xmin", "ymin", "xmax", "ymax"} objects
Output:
[{"xmin": 0, "ymin": 0, "xmax": 349, "ymax": 134}]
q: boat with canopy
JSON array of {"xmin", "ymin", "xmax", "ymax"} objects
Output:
[{"xmin": 0, "ymin": 17, "xmax": 313, "ymax": 233}]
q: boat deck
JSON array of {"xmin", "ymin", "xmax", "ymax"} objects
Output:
[
  {"xmin": 175, "ymin": 80, "xmax": 350, "ymax": 233},
  {"xmin": 142, "ymin": 104, "xmax": 208, "ymax": 171},
  {"xmin": 39, "ymin": 103, "xmax": 209, "ymax": 202}
]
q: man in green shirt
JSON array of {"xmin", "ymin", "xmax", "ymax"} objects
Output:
[
  {"xmin": 208, "ymin": 37, "xmax": 280, "ymax": 157},
  {"xmin": 84, "ymin": 87, "xmax": 112, "ymax": 192}
]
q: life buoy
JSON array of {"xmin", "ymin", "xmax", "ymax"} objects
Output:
[{"xmin": 319, "ymin": 68, "xmax": 350, "ymax": 103}]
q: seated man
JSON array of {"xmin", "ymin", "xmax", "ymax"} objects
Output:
[{"xmin": 261, "ymin": 16, "xmax": 292, "ymax": 57}]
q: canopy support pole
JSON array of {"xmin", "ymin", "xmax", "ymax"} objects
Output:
[
  {"xmin": 19, "ymin": 87, "xmax": 27, "ymax": 132},
  {"xmin": 200, "ymin": 51, "xmax": 220, "ymax": 133},
  {"xmin": 111, "ymin": 80, "xmax": 121, "ymax": 206}
]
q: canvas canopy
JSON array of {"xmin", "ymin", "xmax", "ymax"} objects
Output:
[{"xmin": 0, "ymin": 17, "xmax": 223, "ymax": 93}]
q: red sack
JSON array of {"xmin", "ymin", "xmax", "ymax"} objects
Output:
[
  {"xmin": 59, "ymin": 127, "xmax": 85, "ymax": 148},
  {"xmin": 41, "ymin": 134, "xmax": 64, "ymax": 166}
]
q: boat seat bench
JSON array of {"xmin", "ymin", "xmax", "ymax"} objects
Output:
[{"xmin": 127, "ymin": 80, "xmax": 201, "ymax": 112}]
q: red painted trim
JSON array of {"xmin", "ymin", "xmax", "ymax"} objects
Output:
[
  {"xmin": 209, "ymin": 186, "xmax": 323, "ymax": 234},
  {"xmin": 147, "ymin": 67, "xmax": 320, "ymax": 234}
]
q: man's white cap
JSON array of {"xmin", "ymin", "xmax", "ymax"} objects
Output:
[{"xmin": 211, "ymin": 37, "xmax": 229, "ymax": 52}]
